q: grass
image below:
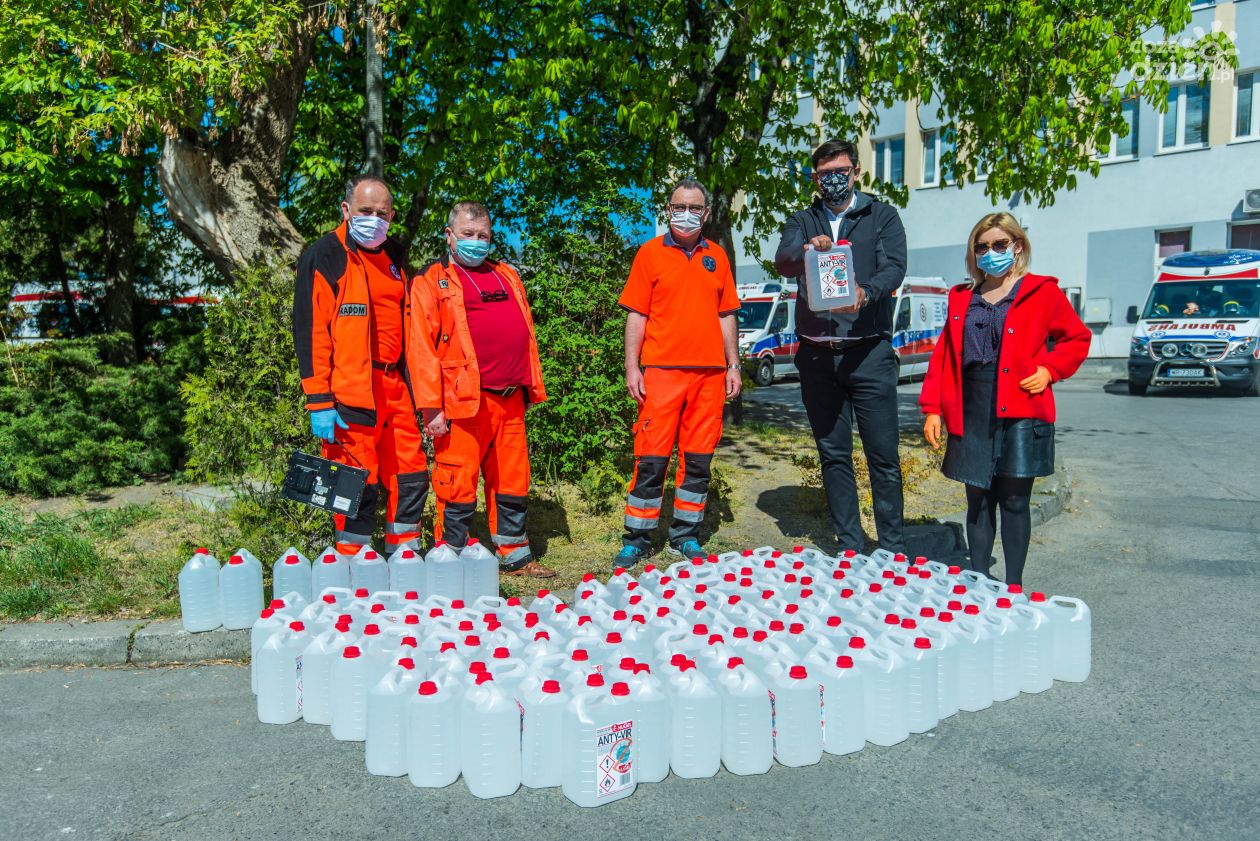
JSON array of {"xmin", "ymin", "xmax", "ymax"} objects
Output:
[
  {"xmin": 0, "ymin": 423, "xmax": 960, "ymax": 620},
  {"xmin": 0, "ymin": 500, "xmax": 238, "ymax": 621}
]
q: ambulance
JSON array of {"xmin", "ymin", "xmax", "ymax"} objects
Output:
[
  {"xmin": 736, "ymin": 277, "xmax": 949, "ymax": 386},
  {"xmin": 1126, "ymin": 249, "xmax": 1260, "ymax": 396}
]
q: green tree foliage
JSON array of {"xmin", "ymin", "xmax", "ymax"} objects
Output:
[
  {"xmin": 516, "ymin": 153, "xmax": 642, "ymax": 479},
  {"xmin": 591, "ymin": 0, "xmax": 1232, "ymax": 271}
]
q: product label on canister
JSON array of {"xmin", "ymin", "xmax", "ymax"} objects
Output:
[
  {"xmin": 295, "ymin": 655, "xmax": 304, "ymax": 712},
  {"xmin": 595, "ymin": 719, "xmax": 634, "ymax": 798},
  {"xmin": 768, "ymin": 690, "xmax": 778, "ymax": 753},
  {"xmin": 819, "ymin": 685, "xmax": 826, "ymax": 739},
  {"xmin": 816, "ymin": 251, "xmax": 851, "ymax": 301}
]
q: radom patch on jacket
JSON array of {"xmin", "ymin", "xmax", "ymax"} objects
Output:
[{"xmin": 339, "ymin": 303, "xmax": 368, "ymax": 317}]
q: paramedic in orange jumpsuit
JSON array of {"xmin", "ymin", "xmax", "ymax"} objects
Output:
[
  {"xmin": 407, "ymin": 201, "xmax": 555, "ymax": 578},
  {"xmin": 292, "ymin": 175, "xmax": 428, "ymax": 555},
  {"xmin": 616, "ymin": 178, "xmax": 742, "ymax": 567}
]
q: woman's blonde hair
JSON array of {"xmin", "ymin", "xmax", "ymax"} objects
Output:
[{"xmin": 965, "ymin": 212, "xmax": 1031, "ymax": 287}]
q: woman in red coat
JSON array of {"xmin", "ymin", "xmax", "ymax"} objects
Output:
[{"xmin": 919, "ymin": 212, "xmax": 1090, "ymax": 586}]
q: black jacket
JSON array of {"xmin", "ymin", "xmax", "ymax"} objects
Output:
[{"xmin": 773, "ymin": 192, "xmax": 908, "ymax": 343}]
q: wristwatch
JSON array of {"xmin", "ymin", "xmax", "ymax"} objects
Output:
[{"xmin": 726, "ymin": 363, "xmax": 741, "ymax": 370}]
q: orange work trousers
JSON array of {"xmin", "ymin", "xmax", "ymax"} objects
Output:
[
  {"xmin": 431, "ymin": 390, "xmax": 533, "ymax": 567},
  {"xmin": 322, "ymin": 368, "xmax": 429, "ymax": 554},
  {"xmin": 623, "ymin": 367, "xmax": 725, "ymax": 550}
]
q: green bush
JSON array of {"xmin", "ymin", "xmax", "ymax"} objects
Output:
[
  {"xmin": 180, "ymin": 260, "xmax": 331, "ymax": 557},
  {"xmin": 0, "ymin": 333, "xmax": 198, "ymax": 496}
]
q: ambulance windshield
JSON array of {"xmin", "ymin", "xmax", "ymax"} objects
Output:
[
  {"xmin": 737, "ymin": 301, "xmax": 774, "ymax": 332},
  {"xmin": 1142, "ymin": 280, "xmax": 1260, "ymax": 320}
]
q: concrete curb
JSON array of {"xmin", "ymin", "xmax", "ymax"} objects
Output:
[{"xmin": 1, "ymin": 468, "xmax": 1073, "ymax": 669}]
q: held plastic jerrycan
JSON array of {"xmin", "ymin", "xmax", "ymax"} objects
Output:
[
  {"xmin": 804, "ymin": 240, "xmax": 858, "ymax": 311},
  {"xmin": 178, "ymin": 549, "xmax": 221, "ymax": 632}
]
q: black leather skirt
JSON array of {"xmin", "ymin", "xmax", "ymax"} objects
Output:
[{"xmin": 942, "ymin": 363, "xmax": 1055, "ymax": 489}]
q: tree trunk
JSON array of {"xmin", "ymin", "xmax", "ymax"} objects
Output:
[
  {"xmin": 705, "ymin": 191, "xmax": 739, "ymax": 282},
  {"xmin": 100, "ymin": 185, "xmax": 140, "ymax": 364},
  {"xmin": 46, "ymin": 229, "xmax": 84, "ymax": 338},
  {"xmin": 364, "ymin": 0, "xmax": 385, "ymax": 178},
  {"xmin": 157, "ymin": 18, "xmax": 318, "ymax": 280}
]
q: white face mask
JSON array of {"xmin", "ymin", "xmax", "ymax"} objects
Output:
[
  {"xmin": 669, "ymin": 209, "xmax": 703, "ymax": 237},
  {"xmin": 348, "ymin": 214, "xmax": 389, "ymax": 248}
]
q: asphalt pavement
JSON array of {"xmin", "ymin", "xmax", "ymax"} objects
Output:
[{"xmin": 2, "ymin": 365, "xmax": 1258, "ymax": 841}]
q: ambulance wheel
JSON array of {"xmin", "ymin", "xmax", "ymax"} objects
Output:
[
  {"xmin": 753, "ymin": 357, "xmax": 775, "ymax": 387},
  {"xmin": 1127, "ymin": 379, "xmax": 1148, "ymax": 396}
]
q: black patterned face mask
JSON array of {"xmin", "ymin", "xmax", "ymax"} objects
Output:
[{"xmin": 818, "ymin": 170, "xmax": 852, "ymax": 206}]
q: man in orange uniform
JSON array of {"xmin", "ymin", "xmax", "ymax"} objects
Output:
[
  {"xmin": 407, "ymin": 201, "xmax": 555, "ymax": 578},
  {"xmin": 616, "ymin": 179, "xmax": 742, "ymax": 566},
  {"xmin": 292, "ymin": 175, "xmax": 428, "ymax": 555}
]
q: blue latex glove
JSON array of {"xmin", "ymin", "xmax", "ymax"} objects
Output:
[{"xmin": 310, "ymin": 408, "xmax": 349, "ymax": 443}]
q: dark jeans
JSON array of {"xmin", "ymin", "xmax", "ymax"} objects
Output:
[{"xmin": 796, "ymin": 339, "xmax": 905, "ymax": 552}]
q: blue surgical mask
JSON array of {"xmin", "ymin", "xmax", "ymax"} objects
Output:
[
  {"xmin": 454, "ymin": 238, "xmax": 491, "ymax": 267},
  {"xmin": 348, "ymin": 214, "xmax": 389, "ymax": 249},
  {"xmin": 977, "ymin": 249, "xmax": 1015, "ymax": 277}
]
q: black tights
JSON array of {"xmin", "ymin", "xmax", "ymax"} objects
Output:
[{"xmin": 964, "ymin": 477, "xmax": 1035, "ymax": 586}]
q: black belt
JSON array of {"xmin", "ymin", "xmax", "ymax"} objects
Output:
[
  {"xmin": 372, "ymin": 360, "xmax": 401, "ymax": 373},
  {"xmin": 483, "ymin": 385, "xmax": 520, "ymax": 397},
  {"xmin": 801, "ymin": 335, "xmax": 885, "ymax": 352}
]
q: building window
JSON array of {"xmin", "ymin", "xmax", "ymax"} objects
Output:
[
  {"xmin": 1160, "ymin": 83, "xmax": 1210, "ymax": 151},
  {"xmin": 791, "ymin": 51, "xmax": 815, "ymax": 97},
  {"xmin": 921, "ymin": 127, "xmax": 955, "ymax": 186},
  {"xmin": 1157, "ymin": 229, "xmax": 1192, "ymax": 259},
  {"xmin": 1237, "ymin": 72, "xmax": 1259, "ymax": 140},
  {"xmin": 1231, "ymin": 223, "xmax": 1260, "ymax": 251},
  {"xmin": 1098, "ymin": 98, "xmax": 1140, "ymax": 160},
  {"xmin": 872, "ymin": 136, "xmax": 905, "ymax": 187}
]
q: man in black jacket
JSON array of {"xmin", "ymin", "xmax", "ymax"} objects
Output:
[{"xmin": 774, "ymin": 137, "xmax": 907, "ymax": 553}]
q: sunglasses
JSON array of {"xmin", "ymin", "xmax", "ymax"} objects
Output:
[
  {"xmin": 973, "ymin": 238, "xmax": 1013, "ymax": 256},
  {"xmin": 480, "ymin": 289, "xmax": 509, "ymax": 303}
]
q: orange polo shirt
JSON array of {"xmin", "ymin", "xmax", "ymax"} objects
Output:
[{"xmin": 618, "ymin": 234, "xmax": 740, "ymax": 368}]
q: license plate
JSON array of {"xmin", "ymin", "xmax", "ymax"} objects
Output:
[{"xmin": 1165, "ymin": 367, "xmax": 1206, "ymax": 378}]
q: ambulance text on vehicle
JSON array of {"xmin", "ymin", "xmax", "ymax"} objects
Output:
[{"xmin": 1126, "ymin": 249, "xmax": 1260, "ymax": 397}]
